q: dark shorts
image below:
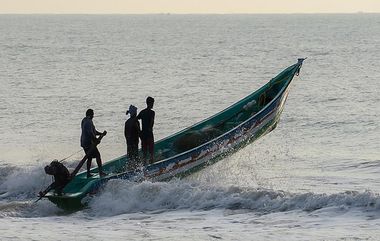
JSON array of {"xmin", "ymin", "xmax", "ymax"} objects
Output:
[
  {"xmin": 141, "ymin": 136, "xmax": 154, "ymax": 154},
  {"xmin": 141, "ymin": 136, "xmax": 154, "ymax": 144},
  {"xmin": 83, "ymin": 146, "xmax": 100, "ymax": 159},
  {"xmin": 141, "ymin": 131, "xmax": 153, "ymax": 140}
]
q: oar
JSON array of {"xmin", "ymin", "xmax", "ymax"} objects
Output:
[
  {"xmin": 34, "ymin": 184, "xmax": 53, "ymax": 203},
  {"xmin": 70, "ymin": 132, "xmax": 107, "ymax": 178}
]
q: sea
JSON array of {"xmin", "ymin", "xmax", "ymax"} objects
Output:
[{"xmin": 0, "ymin": 14, "xmax": 379, "ymax": 240}]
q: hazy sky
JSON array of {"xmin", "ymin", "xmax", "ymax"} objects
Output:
[{"xmin": 1, "ymin": 0, "xmax": 380, "ymax": 14}]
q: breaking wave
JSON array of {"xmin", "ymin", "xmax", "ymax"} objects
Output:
[
  {"xmin": 0, "ymin": 161, "xmax": 77, "ymax": 200},
  {"xmin": 88, "ymin": 179, "xmax": 380, "ymax": 216},
  {"xmin": 0, "ymin": 164, "xmax": 48, "ymax": 200},
  {"xmin": 0, "ymin": 163, "xmax": 75, "ymax": 218},
  {"xmin": 2, "ymin": 164, "xmax": 380, "ymax": 218}
]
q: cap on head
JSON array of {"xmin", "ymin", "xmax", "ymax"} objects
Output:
[
  {"xmin": 86, "ymin": 109, "xmax": 94, "ymax": 117},
  {"xmin": 126, "ymin": 105, "xmax": 137, "ymax": 116},
  {"xmin": 146, "ymin": 96, "xmax": 154, "ymax": 107}
]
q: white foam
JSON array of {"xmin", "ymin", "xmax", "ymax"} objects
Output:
[
  {"xmin": 0, "ymin": 198, "xmax": 63, "ymax": 218},
  {"xmin": 0, "ymin": 164, "xmax": 51, "ymax": 200},
  {"xmin": 89, "ymin": 180, "xmax": 380, "ymax": 217}
]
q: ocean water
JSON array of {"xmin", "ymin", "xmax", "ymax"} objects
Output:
[{"xmin": 0, "ymin": 14, "xmax": 379, "ymax": 240}]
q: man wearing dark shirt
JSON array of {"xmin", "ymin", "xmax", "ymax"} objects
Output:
[
  {"xmin": 124, "ymin": 105, "xmax": 141, "ymax": 168},
  {"xmin": 137, "ymin": 97, "xmax": 155, "ymax": 164},
  {"xmin": 40, "ymin": 160, "xmax": 71, "ymax": 196},
  {"xmin": 81, "ymin": 109, "xmax": 107, "ymax": 178}
]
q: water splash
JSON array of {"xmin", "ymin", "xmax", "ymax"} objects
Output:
[
  {"xmin": 0, "ymin": 163, "xmax": 53, "ymax": 200},
  {"xmin": 88, "ymin": 179, "xmax": 380, "ymax": 217}
]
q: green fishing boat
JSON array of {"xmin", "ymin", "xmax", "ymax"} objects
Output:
[{"xmin": 43, "ymin": 59, "xmax": 305, "ymax": 210}]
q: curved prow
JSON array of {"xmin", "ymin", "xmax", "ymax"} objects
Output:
[{"xmin": 296, "ymin": 58, "xmax": 306, "ymax": 76}]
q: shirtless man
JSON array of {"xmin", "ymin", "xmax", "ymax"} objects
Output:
[{"xmin": 137, "ymin": 97, "xmax": 155, "ymax": 164}]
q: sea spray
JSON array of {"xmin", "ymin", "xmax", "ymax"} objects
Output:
[
  {"xmin": 0, "ymin": 199, "xmax": 62, "ymax": 218},
  {"xmin": 0, "ymin": 164, "xmax": 50, "ymax": 199},
  {"xmin": 88, "ymin": 179, "xmax": 380, "ymax": 217},
  {"xmin": 0, "ymin": 159, "xmax": 82, "ymax": 200}
]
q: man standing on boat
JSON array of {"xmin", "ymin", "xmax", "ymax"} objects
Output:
[
  {"xmin": 81, "ymin": 109, "xmax": 107, "ymax": 178},
  {"xmin": 124, "ymin": 105, "xmax": 141, "ymax": 168},
  {"xmin": 137, "ymin": 97, "xmax": 155, "ymax": 164}
]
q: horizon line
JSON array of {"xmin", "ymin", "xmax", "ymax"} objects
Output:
[{"xmin": 0, "ymin": 12, "xmax": 379, "ymax": 15}]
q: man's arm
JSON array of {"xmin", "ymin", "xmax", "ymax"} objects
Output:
[
  {"xmin": 124, "ymin": 121, "xmax": 128, "ymax": 140},
  {"xmin": 151, "ymin": 111, "xmax": 155, "ymax": 128},
  {"xmin": 137, "ymin": 111, "xmax": 142, "ymax": 120},
  {"xmin": 38, "ymin": 182, "xmax": 56, "ymax": 197},
  {"xmin": 93, "ymin": 123, "xmax": 106, "ymax": 138},
  {"xmin": 93, "ymin": 124, "xmax": 103, "ymax": 136}
]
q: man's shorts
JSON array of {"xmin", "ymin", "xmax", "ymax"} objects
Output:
[{"xmin": 83, "ymin": 146, "xmax": 101, "ymax": 159}]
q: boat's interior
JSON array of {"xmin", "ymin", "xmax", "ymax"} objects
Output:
[
  {"xmin": 152, "ymin": 71, "xmax": 292, "ymax": 162},
  {"xmin": 155, "ymin": 89, "xmax": 271, "ymax": 160}
]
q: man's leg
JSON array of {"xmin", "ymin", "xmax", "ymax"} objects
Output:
[
  {"xmin": 96, "ymin": 156, "xmax": 106, "ymax": 176},
  {"xmin": 86, "ymin": 157, "xmax": 93, "ymax": 178},
  {"xmin": 141, "ymin": 139, "xmax": 148, "ymax": 165},
  {"xmin": 126, "ymin": 144, "xmax": 138, "ymax": 170},
  {"xmin": 131, "ymin": 144, "xmax": 139, "ymax": 161},
  {"xmin": 93, "ymin": 147, "xmax": 106, "ymax": 177},
  {"xmin": 148, "ymin": 137, "xmax": 154, "ymax": 164},
  {"xmin": 127, "ymin": 144, "xmax": 132, "ymax": 159}
]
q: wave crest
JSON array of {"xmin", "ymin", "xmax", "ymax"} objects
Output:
[
  {"xmin": 0, "ymin": 164, "xmax": 53, "ymax": 200},
  {"xmin": 89, "ymin": 179, "xmax": 380, "ymax": 216}
]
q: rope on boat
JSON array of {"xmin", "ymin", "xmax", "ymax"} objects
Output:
[{"xmin": 58, "ymin": 149, "xmax": 83, "ymax": 162}]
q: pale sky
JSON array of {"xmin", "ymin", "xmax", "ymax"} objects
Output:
[{"xmin": 1, "ymin": 0, "xmax": 380, "ymax": 14}]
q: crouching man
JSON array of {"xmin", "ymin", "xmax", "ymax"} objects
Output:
[{"xmin": 39, "ymin": 160, "xmax": 71, "ymax": 196}]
